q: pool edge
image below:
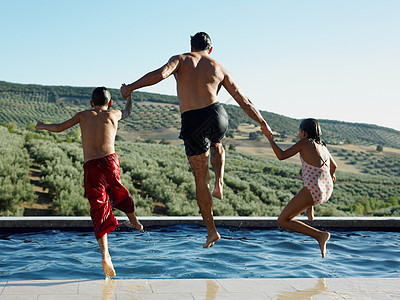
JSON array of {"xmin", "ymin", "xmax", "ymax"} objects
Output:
[{"xmin": 0, "ymin": 216, "xmax": 399, "ymax": 231}]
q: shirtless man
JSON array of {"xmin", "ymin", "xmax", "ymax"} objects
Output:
[
  {"xmin": 121, "ymin": 32, "xmax": 272, "ymax": 248},
  {"xmin": 35, "ymin": 87, "xmax": 143, "ymax": 277}
]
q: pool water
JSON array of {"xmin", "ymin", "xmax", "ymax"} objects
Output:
[{"xmin": 0, "ymin": 224, "xmax": 399, "ymax": 280}]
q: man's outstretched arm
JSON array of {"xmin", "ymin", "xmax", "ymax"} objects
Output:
[
  {"xmin": 121, "ymin": 55, "xmax": 181, "ymax": 98},
  {"xmin": 222, "ymin": 72, "xmax": 273, "ymax": 137}
]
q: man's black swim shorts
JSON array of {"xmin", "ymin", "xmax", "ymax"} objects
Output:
[{"xmin": 179, "ymin": 102, "xmax": 228, "ymax": 156}]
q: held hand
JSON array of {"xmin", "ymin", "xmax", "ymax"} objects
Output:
[
  {"xmin": 261, "ymin": 122, "xmax": 273, "ymax": 140},
  {"xmin": 120, "ymin": 83, "xmax": 131, "ymax": 99},
  {"xmin": 125, "ymin": 93, "xmax": 132, "ymax": 101}
]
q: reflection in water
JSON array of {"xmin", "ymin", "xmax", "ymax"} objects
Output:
[
  {"xmin": 277, "ymin": 278, "xmax": 328, "ymax": 300},
  {"xmin": 102, "ymin": 277, "xmax": 116, "ymax": 300},
  {"xmin": 205, "ymin": 279, "xmax": 220, "ymax": 300}
]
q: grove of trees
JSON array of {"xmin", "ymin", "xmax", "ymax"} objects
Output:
[{"xmin": 1, "ymin": 125, "xmax": 399, "ymax": 218}]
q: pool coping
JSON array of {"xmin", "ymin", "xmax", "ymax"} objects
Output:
[
  {"xmin": 0, "ymin": 216, "xmax": 399, "ymax": 231},
  {"xmin": 0, "ymin": 278, "xmax": 399, "ymax": 299}
]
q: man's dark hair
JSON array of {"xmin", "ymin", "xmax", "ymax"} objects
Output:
[
  {"xmin": 190, "ymin": 32, "xmax": 212, "ymax": 51},
  {"xmin": 91, "ymin": 87, "xmax": 111, "ymax": 106}
]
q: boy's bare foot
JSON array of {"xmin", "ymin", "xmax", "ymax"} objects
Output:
[
  {"xmin": 122, "ymin": 220, "xmax": 143, "ymax": 231},
  {"xmin": 202, "ymin": 232, "xmax": 221, "ymax": 248},
  {"xmin": 102, "ymin": 256, "xmax": 116, "ymax": 278},
  {"xmin": 317, "ymin": 232, "xmax": 330, "ymax": 258},
  {"xmin": 124, "ymin": 213, "xmax": 144, "ymax": 230},
  {"xmin": 212, "ymin": 181, "xmax": 223, "ymax": 200},
  {"xmin": 306, "ymin": 207, "xmax": 314, "ymax": 221}
]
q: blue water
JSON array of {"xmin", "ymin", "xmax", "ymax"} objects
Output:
[{"xmin": 0, "ymin": 224, "xmax": 399, "ymax": 280}]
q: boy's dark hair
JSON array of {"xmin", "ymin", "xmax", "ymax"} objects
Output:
[
  {"xmin": 190, "ymin": 32, "xmax": 212, "ymax": 51},
  {"xmin": 91, "ymin": 87, "xmax": 111, "ymax": 106},
  {"xmin": 300, "ymin": 118, "xmax": 325, "ymax": 145}
]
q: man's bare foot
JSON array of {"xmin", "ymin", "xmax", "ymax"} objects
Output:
[
  {"xmin": 317, "ymin": 232, "xmax": 330, "ymax": 258},
  {"xmin": 202, "ymin": 232, "xmax": 221, "ymax": 248},
  {"xmin": 102, "ymin": 256, "xmax": 116, "ymax": 278},
  {"xmin": 307, "ymin": 207, "xmax": 314, "ymax": 221},
  {"xmin": 212, "ymin": 181, "xmax": 223, "ymax": 200}
]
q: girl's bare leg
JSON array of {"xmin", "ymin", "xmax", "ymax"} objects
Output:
[
  {"xmin": 306, "ymin": 206, "xmax": 314, "ymax": 221},
  {"xmin": 278, "ymin": 187, "xmax": 330, "ymax": 258},
  {"xmin": 98, "ymin": 234, "xmax": 116, "ymax": 277}
]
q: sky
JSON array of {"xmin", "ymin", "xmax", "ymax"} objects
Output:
[{"xmin": 1, "ymin": 0, "xmax": 399, "ymax": 131}]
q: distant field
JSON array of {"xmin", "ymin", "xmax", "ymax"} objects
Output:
[
  {"xmin": 2, "ymin": 126, "xmax": 398, "ymax": 218},
  {"xmin": 1, "ymin": 80, "xmax": 400, "ymax": 148}
]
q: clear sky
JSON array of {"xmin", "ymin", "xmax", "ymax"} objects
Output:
[{"xmin": 1, "ymin": 0, "xmax": 399, "ymax": 131}]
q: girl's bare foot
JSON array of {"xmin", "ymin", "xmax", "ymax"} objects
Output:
[
  {"xmin": 306, "ymin": 207, "xmax": 314, "ymax": 221},
  {"xmin": 202, "ymin": 232, "xmax": 221, "ymax": 248},
  {"xmin": 102, "ymin": 256, "xmax": 116, "ymax": 278},
  {"xmin": 317, "ymin": 232, "xmax": 330, "ymax": 258}
]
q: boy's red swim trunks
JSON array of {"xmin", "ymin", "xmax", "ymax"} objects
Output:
[{"xmin": 83, "ymin": 153, "xmax": 134, "ymax": 240}]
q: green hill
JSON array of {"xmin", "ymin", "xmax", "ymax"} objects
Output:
[
  {"xmin": 1, "ymin": 126, "xmax": 399, "ymax": 217},
  {"xmin": 0, "ymin": 80, "xmax": 399, "ymax": 217},
  {"xmin": 1, "ymin": 80, "xmax": 400, "ymax": 149}
]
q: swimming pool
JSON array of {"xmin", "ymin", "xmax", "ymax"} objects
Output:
[{"xmin": 0, "ymin": 224, "xmax": 399, "ymax": 280}]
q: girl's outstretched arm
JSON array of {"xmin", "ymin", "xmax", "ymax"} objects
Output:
[{"xmin": 267, "ymin": 135, "xmax": 306, "ymax": 161}]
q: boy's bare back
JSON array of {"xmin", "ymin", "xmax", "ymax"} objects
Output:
[
  {"xmin": 35, "ymin": 88, "xmax": 131, "ymax": 163},
  {"xmin": 79, "ymin": 108, "xmax": 121, "ymax": 162}
]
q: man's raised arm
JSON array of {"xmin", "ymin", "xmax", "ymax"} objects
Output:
[
  {"xmin": 121, "ymin": 55, "xmax": 181, "ymax": 99},
  {"xmin": 222, "ymin": 72, "xmax": 273, "ymax": 138}
]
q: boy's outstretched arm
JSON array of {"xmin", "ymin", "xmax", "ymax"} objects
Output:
[
  {"xmin": 120, "ymin": 92, "xmax": 132, "ymax": 120},
  {"xmin": 35, "ymin": 113, "xmax": 80, "ymax": 132}
]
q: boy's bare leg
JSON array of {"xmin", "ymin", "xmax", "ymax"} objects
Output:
[
  {"xmin": 188, "ymin": 151, "xmax": 221, "ymax": 248},
  {"xmin": 278, "ymin": 187, "xmax": 330, "ymax": 258},
  {"xmin": 125, "ymin": 212, "xmax": 143, "ymax": 230},
  {"xmin": 210, "ymin": 141, "xmax": 225, "ymax": 200},
  {"xmin": 98, "ymin": 234, "xmax": 116, "ymax": 277}
]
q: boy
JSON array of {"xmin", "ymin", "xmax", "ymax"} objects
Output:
[{"xmin": 35, "ymin": 87, "xmax": 143, "ymax": 277}]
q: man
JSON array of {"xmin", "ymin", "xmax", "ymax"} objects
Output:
[{"xmin": 121, "ymin": 32, "xmax": 272, "ymax": 248}]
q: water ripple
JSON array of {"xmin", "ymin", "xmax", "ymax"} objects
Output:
[{"xmin": 0, "ymin": 226, "xmax": 399, "ymax": 279}]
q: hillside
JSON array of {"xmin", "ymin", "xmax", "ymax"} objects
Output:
[
  {"xmin": 1, "ymin": 126, "xmax": 399, "ymax": 218},
  {"xmin": 1, "ymin": 80, "xmax": 400, "ymax": 149},
  {"xmin": 0, "ymin": 81, "xmax": 399, "ymax": 218}
]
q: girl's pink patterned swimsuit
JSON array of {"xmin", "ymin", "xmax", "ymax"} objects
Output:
[{"xmin": 300, "ymin": 141, "xmax": 333, "ymax": 205}]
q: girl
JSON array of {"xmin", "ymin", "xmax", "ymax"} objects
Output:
[{"xmin": 264, "ymin": 118, "xmax": 337, "ymax": 258}]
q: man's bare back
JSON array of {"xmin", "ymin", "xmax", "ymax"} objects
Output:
[{"xmin": 173, "ymin": 52, "xmax": 224, "ymax": 113}]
